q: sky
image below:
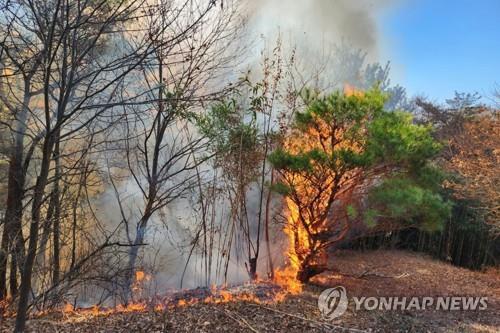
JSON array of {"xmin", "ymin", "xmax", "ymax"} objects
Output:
[{"xmin": 380, "ymin": 0, "xmax": 500, "ymax": 103}]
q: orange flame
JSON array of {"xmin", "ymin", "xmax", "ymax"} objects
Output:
[
  {"xmin": 344, "ymin": 83, "xmax": 364, "ymax": 97},
  {"xmin": 273, "ymin": 198, "xmax": 305, "ymax": 294},
  {"xmin": 135, "ymin": 270, "xmax": 146, "ymax": 282},
  {"xmin": 132, "ymin": 270, "xmax": 151, "ymax": 294},
  {"xmin": 63, "ymin": 303, "xmax": 75, "ymax": 313}
]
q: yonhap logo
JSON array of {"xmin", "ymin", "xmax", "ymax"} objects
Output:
[
  {"xmin": 318, "ymin": 286, "xmax": 348, "ymax": 320},
  {"xmin": 317, "ymin": 286, "xmax": 488, "ymax": 320}
]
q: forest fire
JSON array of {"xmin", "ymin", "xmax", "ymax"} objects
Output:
[
  {"xmin": 269, "ymin": 100, "xmax": 345, "ymax": 283},
  {"xmin": 131, "ymin": 270, "xmax": 151, "ymax": 293},
  {"xmin": 0, "ymin": 261, "xmax": 297, "ymax": 322},
  {"xmin": 344, "ymin": 83, "xmax": 364, "ymax": 97},
  {"xmin": 0, "ymin": 0, "xmax": 497, "ymax": 331},
  {"xmin": 0, "ymin": 281, "xmax": 292, "ymax": 321},
  {"xmin": 272, "ymin": 198, "xmax": 306, "ymax": 294},
  {"xmin": 268, "ymin": 86, "xmax": 382, "ymax": 283},
  {"xmin": 135, "ymin": 270, "xmax": 147, "ymax": 282},
  {"xmin": 54, "ymin": 302, "xmax": 150, "ymax": 321}
]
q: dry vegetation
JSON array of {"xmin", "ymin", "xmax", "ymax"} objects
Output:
[{"xmin": 1, "ymin": 250, "xmax": 498, "ymax": 333}]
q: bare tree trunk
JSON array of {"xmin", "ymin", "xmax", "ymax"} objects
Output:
[
  {"xmin": 0, "ymin": 221, "xmax": 9, "ymax": 299},
  {"xmin": 264, "ymin": 170, "xmax": 275, "ymax": 278},
  {"xmin": 124, "ymin": 213, "xmax": 151, "ymax": 302},
  {"xmin": 52, "ymin": 133, "xmax": 61, "ymax": 286},
  {"xmin": 8, "ymin": 253, "xmax": 18, "ymax": 297},
  {"xmin": 70, "ymin": 173, "xmax": 85, "ymax": 270},
  {"xmin": 35, "ymin": 186, "xmax": 57, "ymax": 295},
  {"xmin": 254, "ymin": 112, "xmax": 274, "ymax": 280},
  {"xmin": 0, "ymin": 90, "xmax": 31, "ymax": 299},
  {"xmin": 15, "ymin": 134, "xmax": 55, "ymax": 333}
]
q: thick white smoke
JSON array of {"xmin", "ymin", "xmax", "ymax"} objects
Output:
[{"xmin": 246, "ymin": 0, "xmax": 397, "ymax": 60}]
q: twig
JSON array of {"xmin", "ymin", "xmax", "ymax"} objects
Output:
[
  {"xmin": 357, "ymin": 271, "xmax": 410, "ymax": 279},
  {"xmin": 248, "ymin": 303, "xmax": 367, "ymax": 333},
  {"xmin": 221, "ymin": 308, "xmax": 260, "ymax": 333}
]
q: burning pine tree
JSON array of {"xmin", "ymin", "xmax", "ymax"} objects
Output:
[{"xmin": 270, "ymin": 88, "xmax": 449, "ymax": 283}]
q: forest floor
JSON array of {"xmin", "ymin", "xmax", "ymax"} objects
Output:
[{"xmin": 1, "ymin": 250, "xmax": 498, "ymax": 333}]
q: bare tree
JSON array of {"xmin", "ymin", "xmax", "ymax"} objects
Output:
[
  {"xmin": 0, "ymin": 0, "xmax": 245, "ymax": 328},
  {"xmin": 0, "ymin": 18, "xmax": 43, "ymax": 298},
  {"xmin": 106, "ymin": 0, "xmax": 243, "ymax": 300},
  {"xmin": 0, "ymin": 0, "xmax": 175, "ymax": 330}
]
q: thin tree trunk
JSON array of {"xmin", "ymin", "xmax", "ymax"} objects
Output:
[
  {"xmin": 124, "ymin": 214, "xmax": 151, "ymax": 302},
  {"xmin": 264, "ymin": 169, "xmax": 274, "ymax": 278},
  {"xmin": 35, "ymin": 187, "xmax": 57, "ymax": 295},
  {"xmin": 70, "ymin": 175, "xmax": 84, "ymax": 270},
  {"xmin": 52, "ymin": 133, "xmax": 61, "ymax": 286},
  {"xmin": 0, "ymin": 89, "xmax": 31, "ymax": 299},
  {"xmin": 0, "ymin": 222, "xmax": 8, "ymax": 299},
  {"xmin": 15, "ymin": 133, "xmax": 55, "ymax": 333},
  {"xmin": 8, "ymin": 254, "xmax": 18, "ymax": 297}
]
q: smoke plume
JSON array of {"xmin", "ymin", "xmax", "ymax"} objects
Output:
[{"xmin": 247, "ymin": 0, "xmax": 397, "ymax": 59}]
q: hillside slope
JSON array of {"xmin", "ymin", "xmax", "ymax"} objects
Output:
[{"xmin": 1, "ymin": 250, "xmax": 498, "ymax": 333}]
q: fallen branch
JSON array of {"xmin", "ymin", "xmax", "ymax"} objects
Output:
[
  {"xmin": 221, "ymin": 309, "xmax": 260, "ymax": 333},
  {"xmin": 326, "ymin": 264, "xmax": 409, "ymax": 279},
  {"xmin": 356, "ymin": 271, "xmax": 410, "ymax": 279}
]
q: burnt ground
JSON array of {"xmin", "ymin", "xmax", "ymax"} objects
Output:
[{"xmin": 1, "ymin": 250, "xmax": 498, "ymax": 333}]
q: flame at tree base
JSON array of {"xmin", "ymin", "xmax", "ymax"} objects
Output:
[
  {"xmin": 273, "ymin": 266, "xmax": 303, "ymax": 295},
  {"xmin": 271, "ymin": 198, "xmax": 309, "ymax": 293}
]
